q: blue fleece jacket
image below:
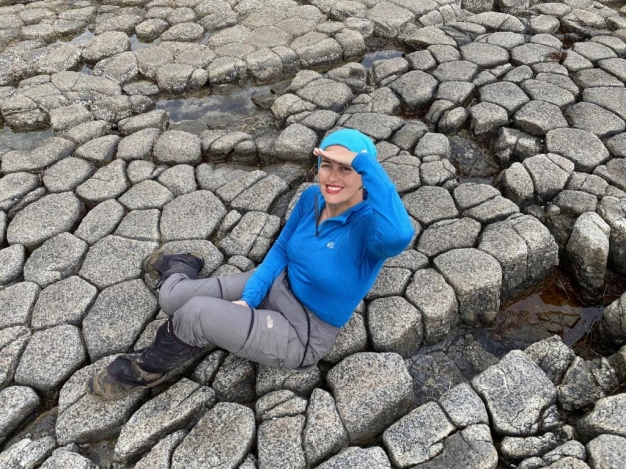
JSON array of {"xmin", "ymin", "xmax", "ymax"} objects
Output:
[{"xmin": 240, "ymin": 150, "xmax": 414, "ymax": 328}]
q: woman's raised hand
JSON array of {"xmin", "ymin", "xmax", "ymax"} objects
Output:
[{"xmin": 314, "ymin": 146, "xmax": 357, "ymax": 167}]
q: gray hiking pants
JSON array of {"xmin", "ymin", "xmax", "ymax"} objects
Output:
[{"xmin": 159, "ymin": 270, "xmax": 341, "ymax": 370}]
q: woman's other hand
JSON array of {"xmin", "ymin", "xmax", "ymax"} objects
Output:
[{"xmin": 232, "ymin": 300, "xmax": 249, "ymax": 307}]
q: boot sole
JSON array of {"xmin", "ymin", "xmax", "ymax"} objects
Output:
[{"xmin": 142, "ymin": 250, "xmax": 205, "ymax": 278}]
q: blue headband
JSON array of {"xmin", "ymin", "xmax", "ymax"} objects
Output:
[{"xmin": 319, "ymin": 129, "xmax": 377, "ymax": 166}]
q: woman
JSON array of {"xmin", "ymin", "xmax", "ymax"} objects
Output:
[{"xmin": 88, "ymin": 129, "xmax": 414, "ymax": 400}]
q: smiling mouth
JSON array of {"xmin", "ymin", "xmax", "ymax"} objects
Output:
[{"xmin": 326, "ymin": 185, "xmax": 343, "ymax": 194}]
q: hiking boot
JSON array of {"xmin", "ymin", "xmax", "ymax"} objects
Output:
[
  {"xmin": 86, "ymin": 353, "xmax": 166, "ymax": 401},
  {"xmin": 86, "ymin": 319, "xmax": 202, "ymax": 401},
  {"xmin": 143, "ymin": 249, "xmax": 205, "ymax": 286}
]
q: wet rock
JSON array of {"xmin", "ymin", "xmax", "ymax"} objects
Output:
[
  {"xmin": 405, "ymin": 268, "xmax": 458, "ymax": 345},
  {"xmin": 523, "ymin": 154, "xmax": 574, "ymax": 203},
  {"xmin": 389, "ymin": 70, "xmax": 438, "ymax": 110},
  {"xmin": 82, "ymin": 31, "xmax": 130, "ymax": 63},
  {"xmin": 76, "ymin": 160, "xmax": 129, "ymax": 204},
  {"xmin": 383, "ymin": 401, "xmax": 455, "ymax": 467},
  {"xmin": 434, "ymin": 248, "xmax": 502, "ymax": 326},
  {"xmin": 324, "ymin": 313, "xmax": 368, "ymax": 365},
  {"xmin": 162, "ymin": 22, "xmax": 204, "ymax": 42},
  {"xmin": 6, "ymin": 192, "xmax": 82, "ymax": 249},
  {"xmin": 74, "ymin": 200, "xmax": 125, "ymax": 245},
  {"xmin": 273, "ymin": 123, "xmax": 318, "ymax": 162},
  {"xmin": 207, "ymin": 56, "xmax": 247, "ymax": 85},
  {"xmin": 171, "ymin": 402, "xmax": 255, "ymax": 469},
  {"xmin": 79, "ymin": 235, "xmax": 157, "ymax": 290},
  {"xmin": 118, "ymin": 109, "xmax": 168, "ymax": 136},
  {"xmin": 82, "ymin": 279, "xmax": 158, "ymax": 360},
  {"xmin": 133, "ymin": 430, "xmax": 186, "ymax": 469},
  {"xmin": 31, "ymin": 276, "xmax": 97, "ymax": 330},
  {"xmin": 256, "ymin": 364, "xmax": 322, "ymax": 397},
  {"xmin": 22, "ymin": 233, "xmax": 86, "ymax": 288},
  {"xmin": 1, "ymin": 137, "xmax": 75, "ymax": 174},
  {"xmin": 93, "ymin": 51, "xmax": 138, "ymax": 85},
  {"xmin": 0, "ymin": 386, "xmax": 39, "ymax": 445},
  {"xmin": 586, "ymin": 434, "xmax": 626, "ymax": 469},
  {"xmin": 212, "ymin": 354, "xmax": 256, "ymax": 403},
  {"xmin": 368, "ymin": 296, "xmax": 423, "ymax": 357},
  {"xmin": 161, "ymin": 191, "xmax": 226, "ymax": 242},
  {"xmin": 439, "ymin": 382, "xmax": 489, "ymax": 428},
  {"xmin": 14, "ymin": 324, "xmax": 85, "ymax": 393},
  {"xmin": 577, "ymin": 394, "xmax": 626, "ymax": 440},
  {"xmin": 598, "ymin": 291, "xmax": 626, "ymax": 349},
  {"xmin": 565, "ymin": 212, "xmax": 610, "ymax": 293},
  {"xmin": 55, "ymin": 355, "xmax": 147, "ymax": 445},
  {"xmin": 327, "ymin": 352, "xmax": 414, "ymax": 444},
  {"xmin": 115, "ymin": 379, "xmax": 215, "ymax": 462},
  {"xmin": 472, "ymin": 350, "xmax": 556, "ymax": 436},
  {"xmin": 303, "ymin": 388, "xmax": 349, "ymax": 466}
]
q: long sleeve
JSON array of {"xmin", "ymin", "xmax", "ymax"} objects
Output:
[
  {"xmin": 240, "ymin": 188, "xmax": 310, "ymax": 307},
  {"xmin": 351, "ymin": 152, "xmax": 414, "ymax": 259}
]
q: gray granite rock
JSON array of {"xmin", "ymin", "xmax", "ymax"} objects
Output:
[
  {"xmin": 0, "ymin": 172, "xmax": 40, "ymax": 211},
  {"xmin": 256, "ymin": 390, "xmax": 307, "ymax": 422},
  {"xmin": 82, "ymin": 31, "xmax": 130, "ymax": 63},
  {"xmin": 408, "ymin": 249, "xmax": 456, "ymax": 329},
  {"xmin": 0, "ymin": 436, "xmax": 56, "ymax": 469},
  {"xmin": 514, "ymin": 100, "xmax": 568, "ymax": 136},
  {"xmin": 324, "ymin": 313, "xmax": 368, "ymax": 365},
  {"xmin": 412, "ymin": 424, "xmax": 498, "ymax": 469},
  {"xmin": 381, "ymin": 155, "xmax": 421, "ymax": 194},
  {"xmin": 586, "ymin": 434, "xmax": 626, "ymax": 469},
  {"xmin": 153, "ymin": 130, "xmax": 202, "ymax": 165},
  {"xmin": 30, "ymin": 276, "xmax": 96, "ymax": 330},
  {"xmin": 479, "ymin": 81, "xmax": 529, "ymax": 115},
  {"xmin": 0, "ymin": 282, "xmax": 39, "ymax": 330},
  {"xmin": 76, "ymin": 159, "xmax": 129, "ymax": 204},
  {"xmin": 368, "ymin": 296, "xmax": 423, "ymax": 358},
  {"xmin": 469, "ymin": 101, "xmax": 509, "ymax": 136},
  {"xmin": 523, "ymin": 154, "xmax": 574, "ymax": 203},
  {"xmin": 6, "ymin": 192, "xmax": 82, "ymax": 248},
  {"xmin": 583, "ymin": 87, "xmax": 626, "ymax": 121},
  {"xmin": 118, "ymin": 180, "xmax": 174, "ymax": 210},
  {"xmin": 133, "ymin": 430, "xmax": 187, "ymax": 469},
  {"xmin": 116, "ymin": 128, "xmax": 160, "ymax": 161},
  {"xmin": 327, "ymin": 352, "xmax": 414, "ymax": 444},
  {"xmin": 231, "ymin": 175, "xmax": 289, "ymax": 212},
  {"xmin": 565, "ymin": 212, "xmax": 610, "ymax": 293},
  {"xmin": 23, "ymin": 233, "xmax": 87, "ymax": 288},
  {"xmin": 43, "ymin": 157, "xmax": 94, "ymax": 193},
  {"xmin": 0, "ymin": 244, "xmax": 25, "ymax": 286},
  {"xmin": 303, "ymin": 388, "xmax": 349, "ymax": 466},
  {"xmin": 158, "ymin": 164, "xmax": 197, "ymax": 196},
  {"xmin": 366, "ymin": 267, "xmax": 412, "ymax": 300},
  {"xmin": 0, "ymin": 386, "xmax": 39, "ymax": 446},
  {"xmin": 566, "ymin": 102, "xmax": 625, "ymax": 139},
  {"xmin": 557, "ymin": 357, "xmax": 609, "ymax": 412},
  {"xmin": 595, "ymin": 159, "xmax": 626, "ymax": 193},
  {"xmin": 438, "ymin": 382, "xmax": 489, "ymax": 428},
  {"xmin": 79, "ymin": 235, "xmax": 157, "ymax": 290},
  {"xmin": 499, "ymin": 433, "xmax": 561, "ymax": 462},
  {"xmin": 75, "ymin": 135, "xmax": 120, "ymax": 164},
  {"xmin": 417, "ymin": 218, "xmax": 481, "ymax": 258},
  {"xmin": 434, "ymin": 248, "xmax": 502, "ymax": 326},
  {"xmin": 115, "ymin": 379, "xmax": 216, "ymax": 462},
  {"xmin": 403, "ymin": 186, "xmax": 458, "ymax": 226},
  {"xmin": 0, "ymin": 325, "xmax": 30, "ymax": 390},
  {"xmin": 472, "ymin": 350, "xmax": 556, "ymax": 436},
  {"xmin": 577, "ymin": 393, "xmax": 626, "ymax": 440},
  {"xmin": 14, "ymin": 324, "xmax": 85, "ymax": 392},
  {"xmin": 521, "ymin": 79, "xmax": 575, "ymax": 108},
  {"xmin": 93, "ymin": 51, "xmax": 138, "ymax": 85},
  {"xmin": 258, "ymin": 415, "xmax": 306, "ymax": 469},
  {"xmin": 273, "ymin": 123, "xmax": 318, "ymax": 163},
  {"xmin": 598, "ymin": 292, "xmax": 626, "ymax": 349},
  {"xmin": 463, "ymin": 195, "xmax": 519, "ymax": 224},
  {"xmin": 40, "ymin": 449, "xmax": 100, "ymax": 468},
  {"xmin": 256, "ymin": 364, "xmax": 322, "ymax": 398},
  {"xmin": 118, "ymin": 109, "xmax": 168, "ymax": 136},
  {"xmin": 74, "ymin": 200, "xmax": 125, "ymax": 245},
  {"xmin": 545, "ymin": 128, "xmax": 610, "ymax": 173},
  {"xmin": 318, "ymin": 446, "xmax": 393, "ymax": 468},
  {"xmin": 462, "ymin": 42, "xmax": 509, "ymax": 68},
  {"xmin": 553, "ymin": 190, "xmax": 598, "ymax": 217},
  {"xmin": 49, "ymin": 104, "xmax": 93, "ymax": 133},
  {"xmin": 55, "ymin": 355, "xmax": 147, "ymax": 445},
  {"xmin": 171, "ymin": 402, "xmax": 255, "ymax": 469},
  {"xmin": 212, "ymin": 354, "xmax": 256, "ymax": 403},
  {"xmin": 161, "ymin": 191, "xmax": 226, "ymax": 242},
  {"xmin": 114, "ymin": 209, "xmax": 160, "ymax": 242},
  {"xmin": 383, "ymin": 401, "xmax": 455, "ymax": 467},
  {"xmin": 82, "ymin": 279, "xmax": 158, "ymax": 361},
  {"xmin": 389, "ymin": 70, "xmax": 438, "ymax": 110}
]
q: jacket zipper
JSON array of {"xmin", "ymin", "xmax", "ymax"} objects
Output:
[{"xmin": 315, "ymin": 193, "xmax": 319, "ymax": 237}]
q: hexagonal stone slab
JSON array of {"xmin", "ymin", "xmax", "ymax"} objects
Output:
[
  {"xmin": 434, "ymin": 248, "xmax": 502, "ymax": 325},
  {"xmin": 154, "ymin": 130, "xmax": 202, "ymax": 165},
  {"xmin": 82, "ymin": 279, "xmax": 158, "ymax": 361},
  {"xmin": 303, "ymin": 388, "xmax": 349, "ymax": 466},
  {"xmin": 55, "ymin": 355, "xmax": 147, "ymax": 445},
  {"xmin": 258, "ymin": 415, "xmax": 306, "ymax": 469},
  {"xmin": 133, "ymin": 430, "xmax": 187, "ymax": 469},
  {"xmin": 417, "ymin": 217, "xmax": 481, "ymax": 258},
  {"xmin": 479, "ymin": 81, "xmax": 529, "ymax": 115},
  {"xmin": 171, "ymin": 402, "xmax": 255, "ymax": 469},
  {"xmin": 31, "ymin": 276, "xmax": 98, "ymax": 330},
  {"xmin": 546, "ymin": 128, "xmax": 610, "ymax": 172},
  {"xmin": 439, "ymin": 383, "xmax": 489, "ymax": 428},
  {"xmin": 389, "ymin": 71, "xmax": 438, "ymax": 110},
  {"xmin": 523, "ymin": 153, "xmax": 574, "ymax": 203},
  {"xmin": 6, "ymin": 192, "xmax": 82, "ymax": 248},
  {"xmin": 0, "ymin": 282, "xmax": 40, "ymax": 329},
  {"xmin": 0, "ymin": 244, "xmax": 25, "ymax": 286},
  {"xmin": 586, "ymin": 434, "xmax": 626, "ymax": 469},
  {"xmin": 23, "ymin": 233, "xmax": 88, "ymax": 288},
  {"xmin": 118, "ymin": 180, "xmax": 174, "ymax": 210},
  {"xmin": 317, "ymin": 446, "xmax": 392, "ymax": 469},
  {"xmin": 0, "ymin": 172, "xmax": 40, "ymax": 211},
  {"xmin": 403, "ymin": 186, "xmax": 458, "ymax": 226},
  {"xmin": 161, "ymin": 191, "xmax": 226, "ymax": 242},
  {"xmin": 79, "ymin": 235, "xmax": 158, "ymax": 290},
  {"xmin": 0, "ymin": 386, "xmax": 40, "ymax": 445},
  {"xmin": 0, "ymin": 326, "xmax": 30, "ymax": 390},
  {"xmin": 39, "ymin": 450, "xmax": 98, "ymax": 469},
  {"xmin": 327, "ymin": 352, "xmax": 414, "ymax": 444},
  {"xmin": 115, "ymin": 379, "xmax": 216, "ymax": 462},
  {"xmin": 75, "ymin": 160, "xmax": 128, "ymax": 204},
  {"xmin": 74, "ymin": 200, "xmax": 125, "ymax": 245},
  {"xmin": 367, "ymin": 296, "xmax": 423, "ymax": 358},
  {"xmin": 472, "ymin": 350, "xmax": 556, "ymax": 436},
  {"xmin": 14, "ymin": 324, "xmax": 86, "ymax": 392},
  {"xmin": 577, "ymin": 394, "xmax": 626, "ymax": 440}
]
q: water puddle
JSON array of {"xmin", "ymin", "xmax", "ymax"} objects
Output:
[
  {"xmin": 0, "ymin": 126, "xmax": 54, "ymax": 151},
  {"xmin": 130, "ymin": 35, "xmax": 158, "ymax": 51},
  {"xmin": 156, "ymin": 85, "xmax": 274, "ymax": 135},
  {"xmin": 361, "ymin": 49, "xmax": 404, "ymax": 68}
]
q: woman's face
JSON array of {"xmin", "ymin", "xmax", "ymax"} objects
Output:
[{"xmin": 318, "ymin": 145, "xmax": 364, "ymax": 215}]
